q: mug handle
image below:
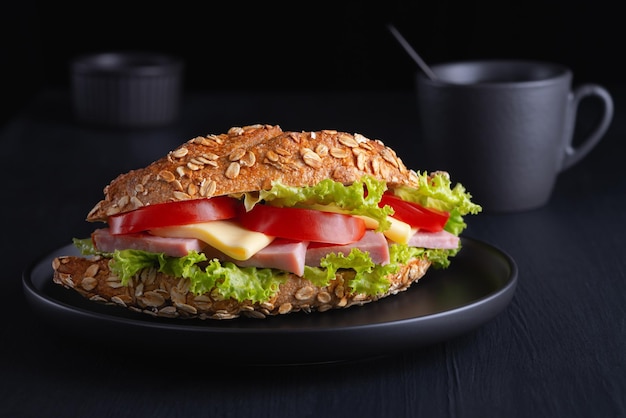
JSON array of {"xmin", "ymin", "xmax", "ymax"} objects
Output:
[{"xmin": 561, "ymin": 84, "xmax": 614, "ymax": 171}]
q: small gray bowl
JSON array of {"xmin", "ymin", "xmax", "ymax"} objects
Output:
[{"xmin": 71, "ymin": 52, "xmax": 184, "ymax": 128}]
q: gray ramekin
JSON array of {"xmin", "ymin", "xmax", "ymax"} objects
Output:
[{"xmin": 71, "ymin": 52, "xmax": 184, "ymax": 128}]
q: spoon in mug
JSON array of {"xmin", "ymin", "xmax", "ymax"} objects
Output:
[{"xmin": 386, "ymin": 23, "xmax": 437, "ymax": 80}]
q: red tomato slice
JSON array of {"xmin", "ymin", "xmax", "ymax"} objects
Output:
[
  {"xmin": 380, "ymin": 193, "xmax": 449, "ymax": 232},
  {"xmin": 108, "ymin": 196, "xmax": 239, "ymax": 235},
  {"xmin": 237, "ymin": 204, "xmax": 366, "ymax": 245}
]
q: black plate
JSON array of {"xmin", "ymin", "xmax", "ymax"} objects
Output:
[{"xmin": 22, "ymin": 237, "xmax": 517, "ymax": 365}]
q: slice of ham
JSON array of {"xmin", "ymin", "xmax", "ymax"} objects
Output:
[
  {"xmin": 305, "ymin": 230, "xmax": 390, "ymax": 267},
  {"xmin": 408, "ymin": 229, "xmax": 460, "ymax": 249},
  {"xmin": 92, "ymin": 228, "xmax": 204, "ymax": 258},
  {"xmin": 203, "ymin": 238, "xmax": 308, "ymax": 276},
  {"xmin": 92, "ymin": 225, "xmax": 459, "ymax": 278}
]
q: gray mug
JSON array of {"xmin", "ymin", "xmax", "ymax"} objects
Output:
[{"xmin": 416, "ymin": 60, "xmax": 613, "ymax": 212}]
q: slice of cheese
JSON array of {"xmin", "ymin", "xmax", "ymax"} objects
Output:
[
  {"xmin": 386, "ymin": 217, "xmax": 416, "ymax": 244},
  {"xmin": 150, "ymin": 220, "xmax": 274, "ymax": 260}
]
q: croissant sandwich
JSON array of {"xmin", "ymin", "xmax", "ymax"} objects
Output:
[{"xmin": 52, "ymin": 124, "xmax": 482, "ymax": 320}]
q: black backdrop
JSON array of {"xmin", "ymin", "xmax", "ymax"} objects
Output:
[{"xmin": 2, "ymin": 0, "xmax": 623, "ymax": 127}]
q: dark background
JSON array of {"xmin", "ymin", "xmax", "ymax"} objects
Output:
[{"xmin": 2, "ymin": 0, "xmax": 623, "ymax": 127}]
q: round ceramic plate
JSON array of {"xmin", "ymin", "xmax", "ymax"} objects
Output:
[{"xmin": 23, "ymin": 237, "xmax": 517, "ymax": 365}]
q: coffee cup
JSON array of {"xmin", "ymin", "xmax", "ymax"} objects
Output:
[{"xmin": 416, "ymin": 60, "xmax": 613, "ymax": 212}]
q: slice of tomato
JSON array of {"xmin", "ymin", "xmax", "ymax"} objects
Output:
[
  {"xmin": 237, "ymin": 204, "xmax": 366, "ymax": 245},
  {"xmin": 379, "ymin": 193, "xmax": 449, "ymax": 232},
  {"xmin": 108, "ymin": 196, "xmax": 239, "ymax": 235}
]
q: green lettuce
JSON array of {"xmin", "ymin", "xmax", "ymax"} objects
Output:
[
  {"xmin": 111, "ymin": 250, "xmax": 286, "ymax": 303},
  {"xmin": 256, "ymin": 176, "xmax": 394, "ymax": 231},
  {"xmin": 74, "ymin": 239, "xmax": 287, "ymax": 303},
  {"xmin": 300, "ymin": 243, "xmax": 459, "ymax": 297},
  {"xmin": 389, "ymin": 243, "xmax": 459, "ymax": 270},
  {"xmin": 73, "ymin": 237, "xmax": 103, "ymax": 256},
  {"xmin": 303, "ymin": 248, "xmax": 398, "ymax": 296},
  {"xmin": 391, "ymin": 171, "xmax": 482, "ymax": 235}
]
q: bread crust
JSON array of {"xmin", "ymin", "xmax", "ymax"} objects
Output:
[
  {"xmin": 86, "ymin": 124, "xmax": 420, "ymax": 222},
  {"xmin": 52, "ymin": 255, "xmax": 431, "ymax": 320}
]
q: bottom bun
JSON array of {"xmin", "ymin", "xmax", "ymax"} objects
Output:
[{"xmin": 52, "ymin": 256, "xmax": 431, "ymax": 320}]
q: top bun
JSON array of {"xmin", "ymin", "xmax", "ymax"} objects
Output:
[{"xmin": 87, "ymin": 124, "xmax": 420, "ymax": 222}]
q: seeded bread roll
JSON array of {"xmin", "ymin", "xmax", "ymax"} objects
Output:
[
  {"xmin": 54, "ymin": 124, "xmax": 444, "ymax": 320},
  {"xmin": 52, "ymin": 255, "xmax": 431, "ymax": 320},
  {"xmin": 87, "ymin": 124, "xmax": 420, "ymax": 222}
]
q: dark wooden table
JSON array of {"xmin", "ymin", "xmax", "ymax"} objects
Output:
[{"xmin": 2, "ymin": 87, "xmax": 625, "ymax": 417}]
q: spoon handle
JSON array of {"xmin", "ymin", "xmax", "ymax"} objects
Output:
[{"xmin": 386, "ymin": 24, "xmax": 437, "ymax": 80}]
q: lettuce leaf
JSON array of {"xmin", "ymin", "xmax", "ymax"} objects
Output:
[
  {"xmin": 391, "ymin": 171, "xmax": 482, "ymax": 235},
  {"xmin": 72, "ymin": 237, "xmax": 103, "ymax": 256},
  {"xmin": 193, "ymin": 261, "xmax": 285, "ymax": 302},
  {"xmin": 304, "ymin": 248, "xmax": 398, "ymax": 296},
  {"xmin": 257, "ymin": 175, "xmax": 394, "ymax": 231},
  {"xmin": 392, "ymin": 171, "xmax": 481, "ymax": 215},
  {"xmin": 301, "ymin": 243, "xmax": 459, "ymax": 297},
  {"xmin": 390, "ymin": 243, "xmax": 459, "ymax": 269},
  {"xmin": 110, "ymin": 249, "xmax": 286, "ymax": 303},
  {"xmin": 75, "ymin": 239, "xmax": 286, "ymax": 303}
]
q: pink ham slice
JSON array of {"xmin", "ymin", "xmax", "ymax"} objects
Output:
[
  {"xmin": 92, "ymin": 228, "xmax": 204, "ymax": 258},
  {"xmin": 305, "ymin": 230, "xmax": 390, "ymax": 267},
  {"xmin": 408, "ymin": 229, "xmax": 460, "ymax": 249},
  {"xmin": 92, "ymin": 226, "xmax": 460, "ymax": 279},
  {"xmin": 202, "ymin": 238, "xmax": 308, "ymax": 276}
]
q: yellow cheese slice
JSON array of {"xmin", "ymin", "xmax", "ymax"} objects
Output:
[
  {"xmin": 150, "ymin": 220, "xmax": 274, "ymax": 260},
  {"xmin": 385, "ymin": 217, "xmax": 415, "ymax": 244}
]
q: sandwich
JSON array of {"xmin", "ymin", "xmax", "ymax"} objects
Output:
[{"xmin": 52, "ymin": 124, "xmax": 482, "ymax": 320}]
